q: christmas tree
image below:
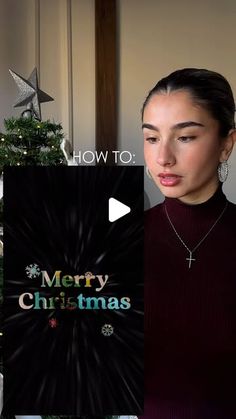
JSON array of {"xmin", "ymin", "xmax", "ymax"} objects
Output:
[
  {"xmin": 0, "ymin": 68, "xmax": 67, "ymax": 172},
  {"xmin": 0, "ymin": 116, "xmax": 66, "ymax": 172},
  {"xmin": 0, "ymin": 66, "xmax": 69, "ymax": 235}
]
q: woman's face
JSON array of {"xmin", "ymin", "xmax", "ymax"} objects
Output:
[{"xmin": 143, "ymin": 90, "xmax": 228, "ymax": 204}]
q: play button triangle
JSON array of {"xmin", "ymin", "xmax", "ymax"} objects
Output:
[{"xmin": 108, "ymin": 198, "xmax": 131, "ymax": 222}]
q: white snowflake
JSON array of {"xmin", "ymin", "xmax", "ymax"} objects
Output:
[
  {"xmin": 25, "ymin": 263, "xmax": 41, "ymax": 279},
  {"xmin": 101, "ymin": 324, "xmax": 114, "ymax": 336}
]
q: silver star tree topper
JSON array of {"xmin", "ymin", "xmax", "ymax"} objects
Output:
[{"xmin": 9, "ymin": 67, "xmax": 54, "ymax": 120}]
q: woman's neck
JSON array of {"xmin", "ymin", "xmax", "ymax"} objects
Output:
[{"xmin": 176, "ymin": 182, "xmax": 221, "ymax": 206}]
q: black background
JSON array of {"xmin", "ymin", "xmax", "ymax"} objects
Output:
[{"xmin": 3, "ymin": 166, "xmax": 144, "ymax": 416}]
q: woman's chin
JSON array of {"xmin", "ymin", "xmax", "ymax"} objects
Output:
[{"xmin": 155, "ymin": 182, "xmax": 183, "ymax": 199}]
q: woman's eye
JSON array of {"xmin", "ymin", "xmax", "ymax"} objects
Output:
[
  {"xmin": 146, "ymin": 137, "xmax": 158, "ymax": 144},
  {"xmin": 178, "ymin": 136, "xmax": 196, "ymax": 143}
]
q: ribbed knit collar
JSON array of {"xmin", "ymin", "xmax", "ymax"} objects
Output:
[{"xmin": 164, "ymin": 185, "xmax": 227, "ymax": 248}]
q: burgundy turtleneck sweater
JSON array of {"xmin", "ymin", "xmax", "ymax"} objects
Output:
[{"xmin": 141, "ymin": 186, "xmax": 236, "ymax": 419}]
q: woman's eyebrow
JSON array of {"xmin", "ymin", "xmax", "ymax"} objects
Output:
[
  {"xmin": 142, "ymin": 123, "xmax": 158, "ymax": 131},
  {"xmin": 142, "ymin": 121, "xmax": 205, "ymax": 131},
  {"xmin": 172, "ymin": 121, "xmax": 205, "ymax": 129}
]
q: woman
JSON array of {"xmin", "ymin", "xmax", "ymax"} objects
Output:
[{"xmin": 142, "ymin": 69, "xmax": 236, "ymax": 418}]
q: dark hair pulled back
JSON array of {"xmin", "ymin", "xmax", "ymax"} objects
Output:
[{"xmin": 142, "ymin": 68, "xmax": 235, "ymax": 137}]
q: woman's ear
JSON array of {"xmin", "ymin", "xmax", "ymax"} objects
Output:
[{"xmin": 220, "ymin": 129, "xmax": 236, "ymax": 162}]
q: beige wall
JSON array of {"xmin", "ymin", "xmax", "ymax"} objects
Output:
[
  {"xmin": 118, "ymin": 0, "xmax": 236, "ymax": 206},
  {"xmin": 1, "ymin": 0, "xmax": 236, "ymax": 204},
  {"xmin": 0, "ymin": 0, "xmax": 36, "ymax": 121},
  {"xmin": 0, "ymin": 0, "xmax": 95, "ymax": 153}
]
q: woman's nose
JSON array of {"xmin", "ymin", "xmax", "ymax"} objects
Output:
[{"xmin": 156, "ymin": 141, "xmax": 176, "ymax": 167}]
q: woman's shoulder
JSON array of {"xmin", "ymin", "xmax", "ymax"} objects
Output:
[
  {"xmin": 226, "ymin": 199, "xmax": 236, "ymax": 217},
  {"xmin": 226, "ymin": 199, "xmax": 236, "ymax": 212},
  {"xmin": 145, "ymin": 202, "xmax": 163, "ymax": 213},
  {"xmin": 217, "ymin": 199, "xmax": 236, "ymax": 235},
  {"xmin": 145, "ymin": 202, "xmax": 164, "ymax": 223},
  {"xmin": 228, "ymin": 199, "xmax": 236, "ymax": 207}
]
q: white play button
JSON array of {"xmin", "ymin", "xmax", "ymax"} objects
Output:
[{"xmin": 108, "ymin": 198, "xmax": 131, "ymax": 222}]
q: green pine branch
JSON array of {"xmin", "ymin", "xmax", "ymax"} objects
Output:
[{"xmin": 0, "ymin": 116, "xmax": 67, "ymax": 172}]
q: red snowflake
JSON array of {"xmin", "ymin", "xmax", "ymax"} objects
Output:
[{"xmin": 49, "ymin": 318, "xmax": 58, "ymax": 328}]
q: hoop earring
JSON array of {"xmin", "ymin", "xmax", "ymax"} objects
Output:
[
  {"xmin": 146, "ymin": 166, "xmax": 152, "ymax": 179},
  {"xmin": 218, "ymin": 161, "xmax": 228, "ymax": 183}
]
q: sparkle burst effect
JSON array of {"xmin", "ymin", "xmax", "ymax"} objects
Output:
[{"xmin": 4, "ymin": 166, "xmax": 144, "ymax": 415}]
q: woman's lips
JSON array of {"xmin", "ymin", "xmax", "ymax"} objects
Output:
[{"xmin": 158, "ymin": 173, "xmax": 182, "ymax": 187}]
